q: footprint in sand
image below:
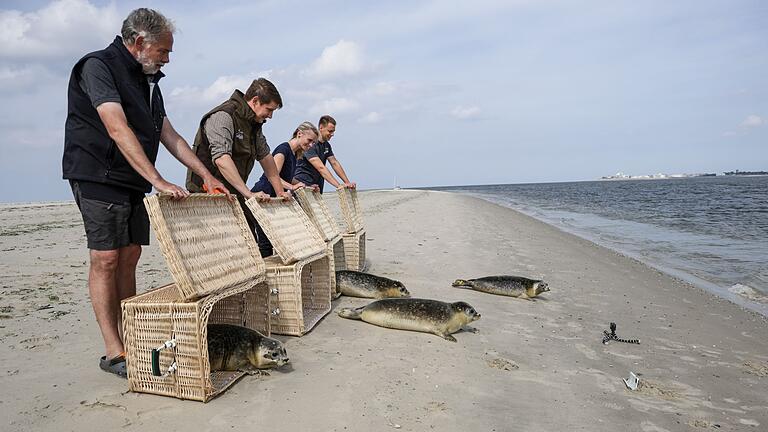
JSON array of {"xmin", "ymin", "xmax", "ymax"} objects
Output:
[
  {"xmin": 635, "ymin": 380, "xmax": 681, "ymax": 401},
  {"xmin": 486, "ymin": 358, "xmax": 519, "ymax": 371},
  {"xmin": 742, "ymin": 361, "xmax": 768, "ymax": 377}
]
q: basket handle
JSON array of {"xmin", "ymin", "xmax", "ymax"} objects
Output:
[{"xmin": 151, "ymin": 339, "xmax": 177, "ymax": 377}]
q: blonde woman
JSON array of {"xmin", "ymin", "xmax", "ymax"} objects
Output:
[{"xmin": 251, "ymin": 121, "xmax": 319, "ymax": 256}]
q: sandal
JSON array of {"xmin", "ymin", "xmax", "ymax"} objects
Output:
[{"xmin": 99, "ymin": 352, "xmax": 127, "ymax": 378}]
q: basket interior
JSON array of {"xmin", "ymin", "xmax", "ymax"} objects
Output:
[
  {"xmin": 144, "ymin": 194, "xmax": 265, "ymax": 300},
  {"xmin": 295, "ymin": 188, "xmax": 341, "ymax": 241},
  {"xmin": 336, "ymin": 187, "xmax": 364, "ymax": 233},
  {"xmin": 332, "ymin": 237, "xmax": 347, "ymax": 271},
  {"xmin": 245, "ymin": 197, "xmax": 326, "ymax": 263}
]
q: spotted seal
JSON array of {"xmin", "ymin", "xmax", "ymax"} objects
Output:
[
  {"xmin": 336, "ymin": 270, "xmax": 410, "ymax": 299},
  {"xmin": 338, "ymin": 298, "xmax": 480, "ymax": 342},
  {"xmin": 207, "ymin": 324, "xmax": 289, "ymax": 373},
  {"xmin": 452, "ymin": 275, "xmax": 549, "ymax": 298}
]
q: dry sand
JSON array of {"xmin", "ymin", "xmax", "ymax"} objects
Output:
[{"xmin": 1, "ymin": 190, "xmax": 766, "ymax": 431}]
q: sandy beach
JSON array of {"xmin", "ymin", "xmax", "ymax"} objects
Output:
[{"xmin": 1, "ymin": 190, "xmax": 766, "ymax": 431}]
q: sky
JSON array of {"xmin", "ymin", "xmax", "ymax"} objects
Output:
[{"xmin": 0, "ymin": 0, "xmax": 766, "ymax": 203}]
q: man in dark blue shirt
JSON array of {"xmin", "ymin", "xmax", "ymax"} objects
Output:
[{"xmin": 293, "ymin": 115, "xmax": 356, "ymax": 192}]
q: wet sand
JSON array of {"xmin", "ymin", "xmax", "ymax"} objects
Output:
[{"xmin": 0, "ymin": 190, "xmax": 766, "ymax": 431}]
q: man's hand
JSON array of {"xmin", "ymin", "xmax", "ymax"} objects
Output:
[
  {"xmin": 310, "ymin": 184, "xmax": 320, "ymax": 193},
  {"xmin": 154, "ymin": 179, "xmax": 190, "ymax": 199},
  {"xmin": 291, "ymin": 182, "xmax": 306, "ymax": 191},
  {"xmin": 344, "ymin": 182, "xmax": 357, "ymax": 189},
  {"xmin": 254, "ymin": 191, "xmax": 271, "ymax": 202},
  {"xmin": 276, "ymin": 189, "xmax": 293, "ymax": 201},
  {"xmin": 202, "ymin": 175, "xmax": 230, "ymax": 196}
]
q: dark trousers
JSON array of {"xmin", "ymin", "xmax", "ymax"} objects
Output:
[{"xmin": 237, "ymin": 195, "xmax": 273, "ymax": 258}]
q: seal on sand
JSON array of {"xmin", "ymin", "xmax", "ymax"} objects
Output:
[
  {"xmin": 207, "ymin": 324, "xmax": 289, "ymax": 373},
  {"xmin": 338, "ymin": 298, "xmax": 480, "ymax": 342},
  {"xmin": 336, "ymin": 270, "xmax": 410, "ymax": 299},
  {"xmin": 452, "ymin": 275, "xmax": 549, "ymax": 298}
]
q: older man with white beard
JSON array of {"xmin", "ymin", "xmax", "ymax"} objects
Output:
[{"xmin": 62, "ymin": 8, "xmax": 227, "ymax": 378}]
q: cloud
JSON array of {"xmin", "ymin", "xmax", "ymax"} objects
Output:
[
  {"xmin": 739, "ymin": 114, "xmax": 764, "ymax": 128},
  {"xmin": 308, "ymin": 97, "xmax": 359, "ymax": 116},
  {"xmin": 305, "ymin": 40, "xmax": 366, "ymax": 80},
  {"xmin": 367, "ymin": 81, "xmax": 397, "ymax": 96},
  {"xmin": 170, "ymin": 71, "xmax": 273, "ymax": 105},
  {"xmin": 0, "ymin": 0, "xmax": 120, "ymax": 59},
  {"xmin": 450, "ymin": 105, "xmax": 480, "ymax": 120},
  {"xmin": 0, "ymin": 64, "xmax": 60, "ymax": 93},
  {"xmin": 359, "ymin": 111, "xmax": 382, "ymax": 124}
]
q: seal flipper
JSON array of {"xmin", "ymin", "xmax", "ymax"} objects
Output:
[
  {"xmin": 338, "ymin": 307, "xmax": 364, "ymax": 320},
  {"xmin": 437, "ymin": 332, "xmax": 457, "ymax": 342}
]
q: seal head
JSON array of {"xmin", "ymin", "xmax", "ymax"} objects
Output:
[{"xmin": 207, "ymin": 324, "xmax": 289, "ymax": 373}]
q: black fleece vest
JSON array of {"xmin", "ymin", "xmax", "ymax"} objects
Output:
[{"xmin": 62, "ymin": 36, "xmax": 165, "ymax": 192}]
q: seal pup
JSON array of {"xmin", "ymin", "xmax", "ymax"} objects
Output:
[
  {"xmin": 338, "ymin": 298, "xmax": 480, "ymax": 342},
  {"xmin": 207, "ymin": 324, "xmax": 289, "ymax": 373},
  {"xmin": 336, "ymin": 270, "xmax": 410, "ymax": 299},
  {"xmin": 452, "ymin": 275, "xmax": 549, "ymax": 299}
]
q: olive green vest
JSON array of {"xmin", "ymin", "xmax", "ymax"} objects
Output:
[{"xmin": 186, "ymin": 90, "xmax": 263, "ymax": 195}]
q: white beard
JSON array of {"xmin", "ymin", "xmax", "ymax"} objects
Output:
[{"xmin": 137, "ymin": 50, "xmax": 161, "ymax": 75}]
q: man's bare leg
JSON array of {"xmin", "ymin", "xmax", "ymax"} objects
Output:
[
  {"xmin": 89, "ymin": 249, "xmax": 123, "ymax": 358},
  {"xmin": 115, "ymin": 244, "xmax": 141, "ymax": 339}
]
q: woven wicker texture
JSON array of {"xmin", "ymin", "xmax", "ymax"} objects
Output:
[
  {"xmin": 342, "ymin": 230, "xmax": 366, "ymax": 272},
  {"xmin": 294, "ymin": 188, "xmax": 342, "ymax": 241},
  {"xmin": 264, "ymin": 254, "xmax": 331, "ymax": 335},
  {"xmin": 122, "ymin": 280, "xmax": 271, "ymax": 401},
  {"xmin": 336, "ymin": 187, "xmax": 364, "ymax": 233},
  {"xmin": 326, "ymin": 236, "xmax": 347, "ymax": 294},
  {"xmin": 244, "ymin": 197, "xmax": 325, "ymax": 264},
  {"xmin": 144, "ymin": 194, "xmax": 265, "ymax": 301}
]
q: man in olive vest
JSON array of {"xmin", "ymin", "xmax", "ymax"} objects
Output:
[
  {"xmin": 186, "ymin": 78, "xmax": 290, "ymax": 232},
  {"xmin": 62, "ymin": 9, "xmax": 228, "ymax": 378}
]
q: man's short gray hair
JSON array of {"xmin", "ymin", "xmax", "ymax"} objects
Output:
[{"xmin": 121, "ymin": 8, "xmax": 175, "ymax": 45}]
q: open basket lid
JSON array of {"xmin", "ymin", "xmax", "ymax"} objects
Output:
[
  {"xmin": 244, "ymin": 197, "xmax": 326, "ymax": 264},
  {"xmin": 294, "ymin": 188, "xmax": 341, "ymax": 241},
  {"xmin": 144, "ymin": 193, "xmax": 265, "ymax": 301},
  {"xmin": 336, "ymin": 186, "xmax": 364, "ymax": 233}
]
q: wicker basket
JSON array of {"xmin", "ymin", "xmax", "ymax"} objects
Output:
[
  {"xmin": 122, "ymin": 281, "xmax": 270, "ymax": 401},
  {"xmin": 295, "ymin": 188, "xmax": 347, "ymax": 295},
  {"xmin": 294, "ymin": 188, "xmax": 341, "ymax": 241},
  {"xmin": 122, "ymin": 194, "xmax": 275, "ymax": 402},
  {"xmin": 263, "ymin": 254, "xmax": 331, "ymax": 335},
  {"xmin": 342, "ymin": 229, "xmax": 366, "ymax": 272},
  {"xmin": 337, "ymin": 186, "xmax": 364, "ymax": 234},
  {"xmin": 245, "ymin": 197, "xmax": 332, "ymax": 335}
]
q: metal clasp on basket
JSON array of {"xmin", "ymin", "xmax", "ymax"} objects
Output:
[
  {"xmin": 270, "ymin": 287, "xmax": 279, "ymax": 295},
  {"xmin": 271, "ymin": 308, "xmax": 281, "ymax": 316},
  {"xmin": 151, "ymin": 339, "xmax": 177, "ymax": 377}
]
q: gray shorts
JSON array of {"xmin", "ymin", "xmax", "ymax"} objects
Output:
[{"xmin": 70, "ymin": 181, "xmax": 150, "ymax": 250}]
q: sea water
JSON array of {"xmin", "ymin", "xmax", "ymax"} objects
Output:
[{"xmin": 432, "ymin": 176, "xmax": 768, "ymax": 316}]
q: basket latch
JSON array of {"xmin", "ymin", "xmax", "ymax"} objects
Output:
[{"xmin": 151, "ymin": 339, "xmax": 177, "ymax": 377}]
